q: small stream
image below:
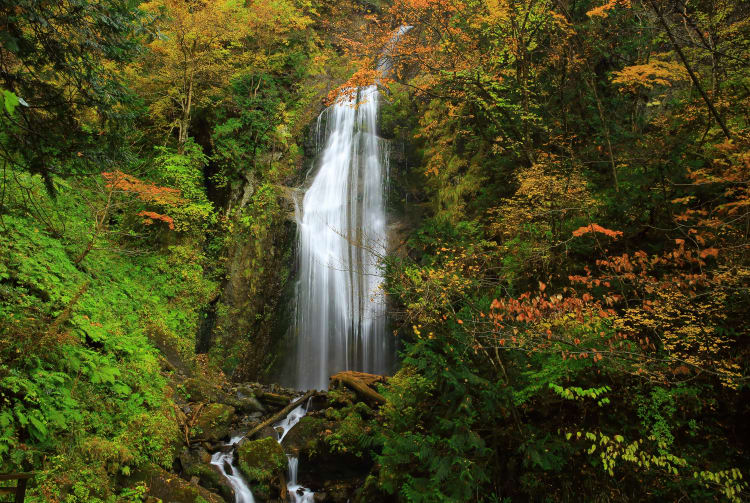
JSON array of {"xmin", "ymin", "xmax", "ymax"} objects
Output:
[
  {"xmin": 275, "ymin": 399, "xmax": 315, "ymax": 503},
  {"xmin": 213, "ymin": 397, "xmax": 315, "ymax": 503},
  {"xmin": 210, "ymin": 435, "xmax": 255, "ymax": 503}
]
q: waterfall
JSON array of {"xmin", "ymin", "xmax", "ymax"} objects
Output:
[
  {"xmin": 287, "ymin": 82, "xmax": 392, "ymax": 391},
  {"xmin": 209, "ymin": 26, "xmax": 414, "ymax": 503},
  {"xmin": 286, "ymin": 455, "xmax": 315, "ymax": 503},
  {"xmin": 210, "ymin": 436, "xmax": 256, "ymax": 503},
  {"xmin": 286, "ymin": 25, "xmax": 413, "ymax": 391}
]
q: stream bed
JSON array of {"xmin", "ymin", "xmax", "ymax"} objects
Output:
[{"xmin": 212, "ymin": 396, "xmax": 316, "ymax": 503}]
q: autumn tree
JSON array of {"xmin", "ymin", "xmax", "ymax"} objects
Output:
[{"xmin": 135, "ymin": 0, "xmax": 253, "ymax": 151}]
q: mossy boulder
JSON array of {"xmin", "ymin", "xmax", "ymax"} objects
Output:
[
  {"xmin": 191, "ymin": 403, "xmax": 236, "ymax": 443},
  {"xmin": 237, "ymin": 436, "xmax": 287, "ymax": 501},
  {"xmin": 184, "ymin": 462, "xmax": 234, "ymax": 501},
  {"xmin": 282, "ymin": 416, "xmax": 326, "ymax": 456},
  {"xmin": 129, "ymin": 464, "xmax": 224, "ymax": 503},
  {"xmin": 183, "ymin": 377, "xmax": 226, "ymax": 404},
  {"xmin": 235, "ymin": 395, "xmax": 266, "ymax": 414}
]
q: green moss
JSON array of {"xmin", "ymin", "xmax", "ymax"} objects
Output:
[
  {"xmin": 191, "ymin": 403, "xmax": 235, "ymax": 442},
  {"xmin": 284, "ymin": 416, "xmax": 326, "ymax": 455},
  {"xmin": 185, "ymin": 463, "xmax": 233, "ymax": 501},
  {"xmin": 128, "ymin": 464, "xmax": 223, "ymax": 503},
  {"xmin": 237, "ymin": 437, "xmax": 286, "ymax": 500}
]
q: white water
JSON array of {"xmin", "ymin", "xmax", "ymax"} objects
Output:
[
  {"xmin": 274, "ymin": 398, "xmax": 315, "ymax": 502},
  {"xmin": 275, "ymin": 403, "xmax": 307, "ymax": 444},
  {"xmin": 210, "ymin": 435, "xmax": 255, "ymax": 503},
  {"xmin": 287, "ymin": 26, "xmax": 413, "ymax": 392},
  {"xmin": 286, "ymin": 456, "xmax": 315, "ymax": 503},
  {"xmin": 288, "ymin": 83, "xmax": 392, "ymax": 391}
]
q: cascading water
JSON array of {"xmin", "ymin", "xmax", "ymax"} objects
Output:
[
  {"xmin": 287, "ymin": 87, "xmax": 391, "ymax": 391},
  {"xmin": 287, "ymin": 26, "xmax": 412, "ymax": 390},
  {"xmin": 286, "ymin": 456, "xmax": 314, "ymax": 503},
  {"xmin": 212, "ymin": 26, "xmax": 412, "ymax": 502},
  {"xmin": 210, "ymin": 436, "xmax": 255, "ymax": 503},
  {"xmin": 273, "ymin": 399, "xmax": 316, "ymax": 502},
  {"xmin": 210, "ymin": 398, "xmax": 313, "ymax": 503}
]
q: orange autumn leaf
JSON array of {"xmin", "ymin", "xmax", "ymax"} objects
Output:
[
  {"xmin": 586, "ymin": 0, "xmax": 631, "ymax": 18},
  {"xmin": 102, "ymin": 171, "xmax": 185, "ymax": 207},
  {"xmin": 138, "ymin": 210, "xmax": 175, "ymax": 230},
  {"xmin": 572, "ymin": 224, "xmax": 623, "ymax": 239},
  {"xmin": 699, "ymin": 248, "xmax": 719, "ymax": 259}
]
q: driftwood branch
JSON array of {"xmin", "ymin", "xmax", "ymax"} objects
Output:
[
  {"xmin": 242, "ymin": 390, "xmax": 316, "ymax": 442},
  {"xmin": 330, "ymin": 371, "xmax": 387, "ymax": 405}
]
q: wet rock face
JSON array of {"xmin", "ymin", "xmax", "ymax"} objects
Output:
[
  {"xmin": 237, "ymin": 436, "xmax": 287, "ymax": 501},
  {"xmin": 191, "ymin": 403, "xmax": 236, "ymax": 443}
]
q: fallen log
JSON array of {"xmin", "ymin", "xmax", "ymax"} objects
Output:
[
  {"xmin": 242, "ymin": 390, "xmax": 316, "ymax": 442},
  {"xmin": 330, "ymin": 371, "xmax": 386, "ymax": 405}
]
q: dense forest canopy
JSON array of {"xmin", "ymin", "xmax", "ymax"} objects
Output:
[{"xmin": 1, "ymin": 0, "xmax": 749, "ymax": 501}]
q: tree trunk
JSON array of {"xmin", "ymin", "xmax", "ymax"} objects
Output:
[
  {"xmin": 178, "ymin": 77, "xmax": 193, "ymax": 153},
  {"xmin": 329, "ymin": 371, "xmax": 387, "ymax": 405},
  {"xmin": 241, "ymin": 390, "xmax": 316, "ymax": 442}
]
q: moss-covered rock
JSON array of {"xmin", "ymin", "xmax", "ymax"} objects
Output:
[
  {"xmin": 183, "ymin": 377, "xmax": 226, "ymax": 403},
  {"xmin": 283, "ymin": 416, "xmax": 326, "ymax": 456},
  {"xmin": 191, "ymin": 403, "xmax": 236, "ymax": 443},
  {"xmin": 184, "ymin": 462, "xmax": 235, "ymax": 501},
  {"xmin": 129, "ymin": 464, "xmax": 224, "ymax": 503},
  {"xmin": 235, "ymin": 395, "xmax": 266, "ymax": 414},
  {"xmin": 237, "ymin": 436, "xmax": 287, "ymax": 501}
]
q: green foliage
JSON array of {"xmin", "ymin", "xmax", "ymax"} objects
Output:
[
  {"xmin": 212, "ymin": 72, "xmax": 286, "ymax": 183},
  {"xmin": 636, "ymin": 387, "xmax": 676, "ymax": 454},
  {"xmin": 152, "ymin": 140, "xmax": 215, "ymax": 230},
  {"xmin": 0, "ymin": 172, "xmax": 212, "ymax": 500},
  {"xmin": 324, "ymin": 401, "xmax": 378, "ymax": 458},
  {"xmin": 377, "ymin": 333, "xmax": 499, "ymax": 501},
  {"xmin": 0, "ymin": 0, "xmax": 144, "ymax": 190}
]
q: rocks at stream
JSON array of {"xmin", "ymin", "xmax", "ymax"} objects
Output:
[
  {"xmin": 237, "ymin": 437, "xmax": 288, "ymax": 501},
  {"xmin": 178, "ymin": 446, "xmax": 235, "ymax": 501},
  {"xmin": 128, "ymin": 464, "xmax": 225, "ymax": 503},
  {"xmin": 191, "ymin": 403, "xmax": 236, "ymax": 443},
  {"xmin": 119, "ymin": 374, "xmax": 394, "ymax": 502},
  {"xmin": 280, "ymin": 407, "xmax": 386, "ymax": 503}
]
